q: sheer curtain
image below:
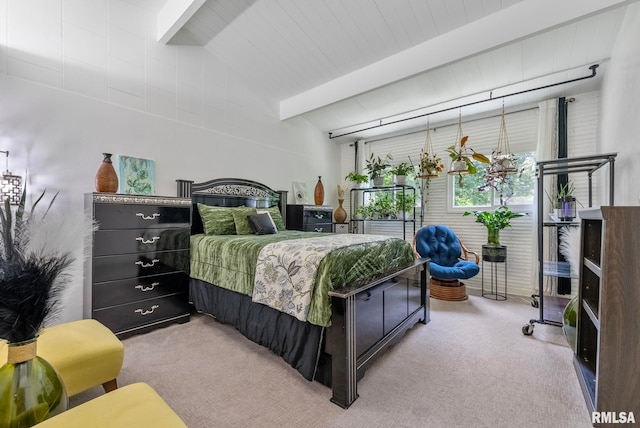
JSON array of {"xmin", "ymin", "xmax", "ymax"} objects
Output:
[{"xmin": 535, "ymin": 99, "xmax": 558, "ymax": 295}]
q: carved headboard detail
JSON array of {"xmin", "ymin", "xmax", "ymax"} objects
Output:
[{"xmin": 176, "ymin": 178, "xmax": 288, "ymax": 234}]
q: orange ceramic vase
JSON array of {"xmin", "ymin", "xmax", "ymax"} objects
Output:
[
  {"xmin": 95, "ymin": 153, "xmax": 118, "ymax": 193},
  {"xmin": 314, "ymin": 176, "xmax": 324, "ymax": 205}
]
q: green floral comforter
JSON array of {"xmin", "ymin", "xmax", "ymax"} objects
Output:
[{"xmin": 190, "ymin": 231, "xmax": 415, "ymax": 327}]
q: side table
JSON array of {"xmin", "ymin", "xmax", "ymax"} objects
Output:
[{"xmin": 482, "ymin": 245, "xmax": 507, "ymax": 301}]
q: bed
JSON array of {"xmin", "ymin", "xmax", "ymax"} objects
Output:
[{"xmin": 176, "ymin": 177, "xmax": 430, "ymax": 408}]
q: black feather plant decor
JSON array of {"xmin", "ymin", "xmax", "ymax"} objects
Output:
[
  {"xmin": 0, "ymin": 189, "xmax": 72, "ymax": 343},
  {"xmin": 0, "ymin": 188, "xmax": 79, "ymax": 427}
]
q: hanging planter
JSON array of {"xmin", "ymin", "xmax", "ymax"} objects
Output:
[
  {"xmin": 446, "ymin": 112, "xmax": 489, "ymax": 185},
  {"xmin": 417, "ymin": 123, "xmax": 444, "ymax": 179},
  {"xmin": 488, "ymin": 104, "xmax": 518, "ymax": 177}
]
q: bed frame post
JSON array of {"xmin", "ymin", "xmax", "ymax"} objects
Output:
[
  {"xmin": 329, "ymin": 294, "xmax": 358, "ymax": 409},
  {"xmin": 176, "ymin": 179, "xmax": 194, "ymax": 198},
  {"xmin": 276, "ymin": 190, "xmax": 288, "ymax": 226}
]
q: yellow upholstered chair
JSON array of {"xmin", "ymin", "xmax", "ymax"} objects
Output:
[
  {"xmin": 1, "ymin": 319, "xmax": 124, "ymax": 396},
  {"xmin": 33, "ymin": 382, "xmax": 187, "ymax": 428}
]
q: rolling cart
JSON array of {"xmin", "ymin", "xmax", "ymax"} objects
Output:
[{"xmin": 522, "ymin": 153, "xmax": 616, "ymax": 336}]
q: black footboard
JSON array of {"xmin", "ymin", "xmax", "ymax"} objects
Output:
[
  {"xmin": 327, "ymin": 258, "xmax": 429, "ymax": 408},
  {"xmin": 189, "ymin": 258, "xmax": 429, "ymax": 409}
]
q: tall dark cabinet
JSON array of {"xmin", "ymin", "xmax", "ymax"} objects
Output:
[
  {"xmin": 574, "ymin": 207, "xmax": 640, "ymax": 423},
  {"xmin": 85, "ymin": 193, "xmax": 192, "ymax": 337}
]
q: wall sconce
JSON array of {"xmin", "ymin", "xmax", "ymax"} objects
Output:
[{"xmin": 1, "ymin": 150, "xmax": 23, "ymax": 205}]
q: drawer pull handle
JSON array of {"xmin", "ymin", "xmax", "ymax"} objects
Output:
[
  {"xmin": 136, "ymin": 236, "xmax": 160, "ymax": 244},
  {"xmin": 314, "ymin": 214, "xmax": 324, "ymax": 219},
  {"xmin": 136, "ymin": 213, "xmax": 160, "ymax": 220},
  {"xmin": 135, "ymin": 282, "xmax": 159, "ymax": 292},
  {"xmin": 134, "ymin": 304, "xmax": 159, "ymax": 316},
  {"xmin": 314, "ymin": 228, "xmax": 323, "ymax": 232},
  {"xmin": 135, "ymin": 259, "xmax": 160, "ymax": 268}
]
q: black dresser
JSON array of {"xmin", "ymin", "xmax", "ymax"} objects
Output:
[
  {"xmin": 85, "ymin": 193, "xmax": 192, "ymax": 337},
  {"xmin": 286, "ymin": 204, "xmax": 333, "ymax": 233}
]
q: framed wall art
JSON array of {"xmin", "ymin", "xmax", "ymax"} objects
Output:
[{"xmin": 118, "ymin": 155, "xmax": 155, "ymax": 195}]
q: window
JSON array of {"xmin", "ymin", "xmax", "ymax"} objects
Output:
[{"xmin": 452, "ymin": 152, "xmax": 536, "ymax": 208}]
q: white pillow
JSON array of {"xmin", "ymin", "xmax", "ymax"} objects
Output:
[{"xmin": 256, "ymin": 210, "xmax": 278, "ymax": 232}]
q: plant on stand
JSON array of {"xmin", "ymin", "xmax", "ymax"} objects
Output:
[
  {"xmin": 395, "ymin": 191, "xmax": 416, "ymax": 220},
  {"xmin": 463, "ymin": 205, "xmax": 523, "ymax": 246},
  {"xmin": 344, "ymin": 171, "xmax": 369, "ymax": 188},
  {"xmin": 390, "ymin": 162, "xmax": 413, "ymax": 185},
  {"xmin": 365, "ymin": 153, "xmax": 392, "ymax": 187}
]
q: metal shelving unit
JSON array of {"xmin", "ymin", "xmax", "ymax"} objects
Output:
[
  {"xmin": 349, "ymin": 184, "xmax": 416, "ymax": 240},
  {"xmin": 522, "ymin": 153, "xmax": 616, "ymax": 336}
]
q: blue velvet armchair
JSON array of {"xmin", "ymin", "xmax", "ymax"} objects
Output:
[{"xmin": 412, "ymin": 225, "xmax": 479, "ymax": 300}]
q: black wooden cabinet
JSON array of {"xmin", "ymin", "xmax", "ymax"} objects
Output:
[
  {"xmin": 574, "ymin": 207, "xmax": 640, "ymax": 424},
  {"xmin": 286, "ymin": 204, "xmax": 333, "ymax": 233},
  {"xmin": 85, "ymin": 193, "xmax": 192, "ymax": 337}
]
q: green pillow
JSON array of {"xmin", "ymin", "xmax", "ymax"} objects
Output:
[
  {"xmin": 197, "ymin": 204, "xmax": 236, "ymax": 235},
  {"xmin": 232, "ymin": 207, "xmax": 258, "ymax": 235},
  {"xmin": 258, "ymin": 206, "xmax": 285, "ymax": 231}
]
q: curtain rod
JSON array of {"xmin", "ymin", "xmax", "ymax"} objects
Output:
[
  {"xmin": 362, "ymin": 105, "xmax": 540, "ymax": 145},
  {"xmin": 329, "ymin": 64, "xmax": 599, "ymax": 140}
]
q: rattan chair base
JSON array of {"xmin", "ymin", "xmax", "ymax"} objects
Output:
[{"xmin": 430, "ymin": 279, "xmax": 468, "ymax": 301}]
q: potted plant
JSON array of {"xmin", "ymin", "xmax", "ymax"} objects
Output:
[
  {"xmin": 390, "ymin": 162, "xmax": 413, "ymax": 185},
  {"xmin": 446, "ymin": 136, "xmax": 490, "ymax": 175},
  {"xmin": 557, "ymin": 182, "xmax": 576, "ymax": 221},
  {"xmin": 366, "ymin": 153, "xmax": 392, "ymax": 187},
  {"xmin": 0, "ymin": 188, "xmax": 89, "ymax": 425},
  {"xmin": 370, "ymin": 192, "xmax": 396, "ymax": 219},
  {"xmin": 345, "ymin": 171, "xmax": 369, "ymax": 188},
  {"xmin": 418, "ymin": 150, "xmax": 445, "ymax": 178},
  {"xmin": 395, "ymin": 192, "xmax": 416, "ymax": 220},
  {"xmin": 463, "ymin": 205, "xmax": 523, "ymax": 248}
]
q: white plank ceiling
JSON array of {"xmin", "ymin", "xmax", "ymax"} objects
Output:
[{"xmin": 161, "ymin": 0, "xmax": 636, "ymax": 141}]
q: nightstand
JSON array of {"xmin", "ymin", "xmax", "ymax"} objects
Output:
[
  {"xmin": 333, "ymin": 223, "xmax": 349, "ymax": 234},
  {"xmin": 286, "ymin": 204, "xmax": 333, "ymax": 233}
]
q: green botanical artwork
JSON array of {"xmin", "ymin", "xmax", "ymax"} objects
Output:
[{"xmin": 118, "ymin": 155, "xmax": 155, "ymax": 195}]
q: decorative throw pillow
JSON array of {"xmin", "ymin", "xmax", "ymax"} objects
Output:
[
  {"xmin": 255, "ymin": 210, "xmax": 278, "ymax": 232},
  {"xmin": 258, "ymin": 206, "xmax": 285, "ymax": 231},
  {"xmin": 197, "ymin": 204, "xmax": 236, "ymax": 235},
  {"xmin": 247, "ymin": 213, "xmax": 277, "ymax": 235},
  {"xmin": 232, "ymin": 207, "xmax": 258, "ymax": 235}
]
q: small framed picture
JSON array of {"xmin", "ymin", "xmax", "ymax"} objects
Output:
[{"xmin": 118, "ymin": 155, "xmax": 155, "ymax": 195}]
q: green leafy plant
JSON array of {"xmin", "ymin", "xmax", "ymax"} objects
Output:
[
  {"xmin": 395, "ymin": 192, "xmax": 416, "ymax": 216},
  {"xmin": 463, "ymin": 205, "xmax": 523, "ymax": 245},
  {"xmin": 446, "ymin": 136, "xmax": 490, "ymax": 174},
  {"xmin": 390, "ymin": 162, "xmax": 413, "ymax": 177},
  {"xmin": 369, "ymin": 192, "xmax": 396, "ymax": 219},
  {"xmin": 365, "ymin": 153, "xmax": 392, "ymax": 180},
  {"xmin": 344, "ymin": 172, "xmax": 369, "ymax": 184},
  {"xmin": 418, "ymin": 150, "xmax": 444, "ymax": 177}
]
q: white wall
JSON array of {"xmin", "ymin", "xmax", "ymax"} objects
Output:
[
  {"xmin": 0, "ymin": 0, "xmax": 339, "ymax": 323},
  {"xmin": 600, "ymin": 3, "xmax": 640, "ymax": 206}
]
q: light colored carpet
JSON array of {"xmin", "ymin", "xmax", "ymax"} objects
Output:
[{"xmin": 72, "ymin": 294, "xmax": 592, "ymax": 427}]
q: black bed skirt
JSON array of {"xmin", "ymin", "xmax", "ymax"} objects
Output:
[{"xmin": 189, "ymin": 278, "xmax": 326, "ymax": 382}]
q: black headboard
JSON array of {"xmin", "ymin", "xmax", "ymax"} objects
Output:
[{"xmin": 176, "ymin": 178, "xmax": 288, "ymax": 234}]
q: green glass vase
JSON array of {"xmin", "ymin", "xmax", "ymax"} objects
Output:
[
  {"xmin": 0, "ymin": 338, "xmax": 68, "ymax": 427},
  {"xmin": 487, "ymin": 227, "xmax": 500, "ymax": 246}
]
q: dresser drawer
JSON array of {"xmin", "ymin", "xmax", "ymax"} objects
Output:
[
  {"xmin": 93, "ymin": 272, "xmax": 189, "ymax": 309},
  {"xmin": 304, "ymin": 224, "xmax": 332, "ymax": 233},
  {"xmin": 93, "ymin": 293, "xmax": 190, "ymax": 334},
  {"xmin": 95, "ymin": 204, "xmax": 190, "ymax": 229},
  {"xmin": 94, "ymin": 228, "xmax": 190, "ymax": 256},
  {"xmin": 93, "ymin": 250, "xmax": 189, "ymax": 283}
]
